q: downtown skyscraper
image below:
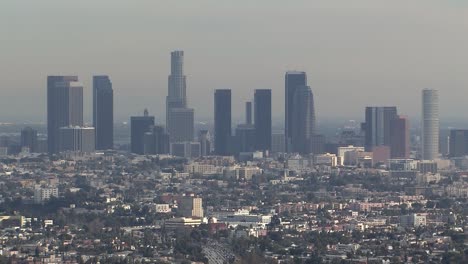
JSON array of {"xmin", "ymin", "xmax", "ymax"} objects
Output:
[
  {"xmin": 93, "ymin": 75, "xmax": 113, "ymax": 150},
  {"xmin": 254, "ymin": 89, "xmax": 272, "ymax": 151},
  {"xmin": 364, "ymin": 106, "xmax": 398, "ymax": 151},
  {"xmin": 214, "ymin": 89, "xmax": 231, "ymax": 155},
  {"xmin": 285, "ymin": 72, "xmax": 316, "ymax": 154},
  {"xmin": 422, "ymin": 89, "xmax": 439, "ymax": 160},
  {"xmin": 285, "ymin": 71, "xmax": 308, "ymax": 152},
  {"xmin": 166, "ymin": 51, "xmax": 194, "ymax": 142},
  {"xmin": 390, "ymin": 115, "xmax": 410, "ymax": 158},
  {"xmin": 131, "ymin": 109, "xmax": 155, "ymax": 155},
  {"xmin": 290, "ymin": 85, "xmax": 316, "ymax": 154},
  {"xmin": 47, "ymin": 76, "xmax": 84, "ymax": 154}
]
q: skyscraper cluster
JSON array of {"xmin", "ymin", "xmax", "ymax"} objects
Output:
[
  {"xmin": 213, "ymin": 88, "xmax": 273, "ymax": 157},
  {"xmin": 363, "ymin": 107, "xmax": 410, "ymax": 159},
  {"xmin": 43, "ymin": 50, "xmax": 441, "ymax": 162},
  {"xmin": 129, "ymin": 51, "xmax": 195, "ymax": 157},
  {"xmin": 47, "ymin": 75, "xmax": 113, "ymax": 154}
]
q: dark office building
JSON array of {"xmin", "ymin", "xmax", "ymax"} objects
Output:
[
  {"xmin": 449, "ymin": 129, "xmax": 468, "ymax": 157},
  {"xmin": 235, "ymin": 124, "xmax": 256, "ymax": 154},
  {"xmin": 285, "ymin": 71, "xmax": 307, "ymax": 152},
  {"xmin": 310, "ymin": 134, "xmax": 326, "ymax": 154},
  {"xmin": 245, "ymin": 102, "xmax": 252, "ymax": 125},
  {"xmin": 130, "ymin": 109, "xmax": 155, "ymax": 154},
  {"xmin": 93, "ymin": 75, "xmax": 114, "ymax": 150},
  {"xmin": 59, "ymin": 127, "xmax": 95, "ymax": 153},
  {"xmin": 143, "ymin": 125, "xmax": 170, "ymax": 155},
  {"xmin": 364, "ymin": 107, "xmax": 397, "ymax": 151},
  {"xmin": 254, "ymin": 89, "xmax": 272, "ymax": 151},
  {"xmin": 291, "ymin": 85, "xmax": 316, "ymax": 154},
  {"xmin": 47, "ymin": 76, "xmax": 83, "ymax": 154},
  {"xmin": 168, "ymin": 108, "xmax": 194, "ymax": 142},
  {"xmin": 214, "ymin": 89, "xmax": 231, "ymax": 155},
  {"xmin": 21, "ymin": 127, "xmax": 38, "ymax": 153},
  {"xmin": 390, "ymin": 116, "xmax": 410, "ymax": 158}
]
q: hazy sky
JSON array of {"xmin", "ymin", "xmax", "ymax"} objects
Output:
[{"xmin": 1, "ymin": 0, "xmax": 468, "ymax": 124}]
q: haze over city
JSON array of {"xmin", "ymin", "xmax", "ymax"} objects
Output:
[
  {"xmin": 1, "ymin": 0, "xmax": 468, "ymax": 122},
  {"xmin": 1, "ymin": 1, "xmax": 468, "ymax": 264}
]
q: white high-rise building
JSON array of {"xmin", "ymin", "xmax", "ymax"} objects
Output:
[{"xmin": 422, "ymin": 89, "xmax": 439, "ymax": 160}]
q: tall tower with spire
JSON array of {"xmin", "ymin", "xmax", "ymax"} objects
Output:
[
  {"xmin": 167, "ymin": 51, "xmax": 187, "ymax": 111},
  {"xmin": 166, "ymin": 51, "xmax": 194, "ymax": 143}
]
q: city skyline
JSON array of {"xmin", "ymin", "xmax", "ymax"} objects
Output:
[
  {"xmin": 1, "ymin": 1, "xmax": 468, "ymax": 122},
  {"xmin": 1, "ymin": 2, "xmax": 468, "ymax": 263}
]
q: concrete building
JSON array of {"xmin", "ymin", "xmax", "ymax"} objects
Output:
[
  {"xmin": 272, "ymin": 132, "xmax": 286, "ymax": 153},
  {"xmin": 214, "ymin": 89, "xmax": 231, "ymax": 155},
  {"xmin": 59, "ymin": 126, "xmax": 95, "ymax": 153},
  {"xmin": 254, "ymin": 89, "xmax": 272, "ymax": 151},
  {"xmin": 143, "ymin": 125, "xmax": 170, "ymax": 155},
  {"xmin": 178, "ymin": 195, "xmax": 203, "ymax": 218},
  {"xmin": 170, "ymin": 142, "xmax": 201, "ymax": 159},
  {"xmin": 47, "ymin": 76, "xmax": 83, "ymax": 154},
  {"xmin": 372, "ymin": 145, "xmax": 391, "ymax": 166},
  {"xmin": 449, "ymin": 129, "xmax": 468, "ymax": 157},
  {"xmin": 337, "ymin": 145, "xmax": 365, "ymax": 164},
  {"xmin": 364, "ymin": 106, "xmax": 397, "ymax": 151},
  {"xmin": 388, "ymin": 159, "xmax": 417, "ymax": 171},
  {"xmin": 21, "ymin": 127, "xmax": 38, "ymax": 153},
  {"xmin": 314, "ymin": 153, "xmax": 338, "ymax": 167},
  {"xmin": 36, "ymin": 139, "xmax": 48, "ymax": 153},
  {"xmin": 416, "ymin": 173, "xmax": 441, "ymax": 185},
  {"xmin": 130, "ymin": 109, "xmax": 155, "ymax": 154},
  {"xmin": 154, "ymin": 204, "xmax": 171, "ymax": 213},
  {"xmin": 390, "ymin": 115, "xmax": 410, "ymax": 158},
  {"xmin": 417, "ymin": 160, "xmax": 438, "ymax": 174},
  {"xmin": 93, "ymin": 75, "xmax": 113, "ymax": 150},
  {"xmin": 168, "ymin": 108, "xmax": 194, "ymax": 142},
  {"xmin": 184, "ymin": 162, "xmax": 218, "ymax": 176},
  {"xmin": 291, "ymin": 85, "xmax": 316, "ymax": 154},
  {"xmin": 238, "ymin": 166, "xmax": 262, "ymax": 181},
  {"xmin": 164, "ymin": 217, "xmax": 202, "ymax": 230},
  {"xmin": 166, "ymin": 51, "xmax": 195, "ymax": 144},
  {"xmin": 285, "ymin": 71, "xmax": 307, "ymax": 152},
  {"xmin": 344, "ymin": 150, "xmax": 373, "ymax": 166},
  {"xmin": 34, "ymin": 187, "xmax": 59, "ymax": 204},
  {"xmin": 400, "ymin": 214, "xmax": 426, "ymax": 228},
  {"xmin": 238, "ymin": 151, "xmax": 263, "ymax": 162},
  {"xmin": 422, "ymin": 89, "xmax": 439, "ymax": 160},
  {"xmin": 235, "ymin": 124, "xmax": 256, "ymax": 154},
  {"xmin": 287, "ymin": 155, "xmax": 314, "ymax": 172}
]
